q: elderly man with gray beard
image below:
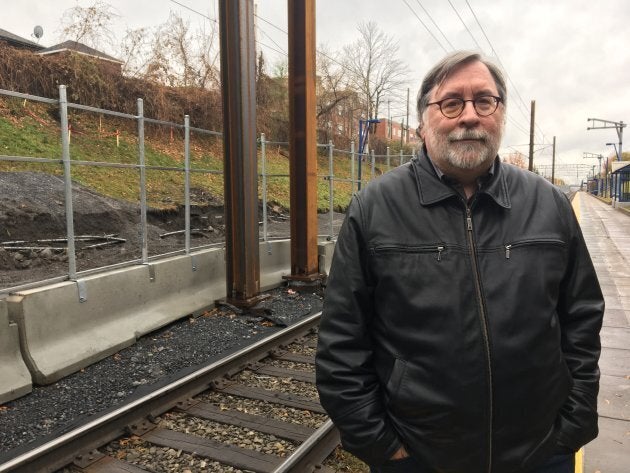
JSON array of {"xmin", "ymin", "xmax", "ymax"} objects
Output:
[{"xmin": 315, "ymin": 51, "xmax": 604, "ymax": 473}]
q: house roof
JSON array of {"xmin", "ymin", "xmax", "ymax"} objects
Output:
[
  {"xmin": 0, "ymin": 27, "xmax": 44, "ymax": 50},
  {"xmin": 37, "ymin": 40, "xmax": 123, "ymax": 64}
]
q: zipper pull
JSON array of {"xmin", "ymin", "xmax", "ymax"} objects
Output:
[
  {"xmin": 466, "ymin": 208, "xmax": 473, "ymax": 231},
  {"xmin": 505, "ymin": 245, "xmax": 511, "ymax": 259},
  {"xmin": 437, "ymin": 246, "xmax": 444, "ymax": 261}
]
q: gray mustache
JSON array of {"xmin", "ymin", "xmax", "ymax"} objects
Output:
[{"xmin": 448, "ymin": 131, "xmax": 488, "ymax": 142}]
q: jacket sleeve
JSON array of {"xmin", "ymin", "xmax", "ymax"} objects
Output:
[
  {"xmin": 315, "ymin": 196, "xmax": 402, "ymax": 465},
  {"xmin": 555, "ymin": 194, "xmax": 605, "ymax": 450}
]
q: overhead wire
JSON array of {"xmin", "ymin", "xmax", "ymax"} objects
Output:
[
  {"xmin": 402, "ymin": 0, "xmax": 449, "ymax": 53},
  {"xmin": 446, "ymin": 0, "xmax": 483, "ymax": 50},
  {"xmin": 464, "ymin": 0, "xmax": 549, "ymax": 143},
  {"xmin": 414, "ymin": 0, "xmax": 455, "ymax": 50},
  {"xmin": 444, "ymin": 0, "xmax": 534, "ymax": 140}
]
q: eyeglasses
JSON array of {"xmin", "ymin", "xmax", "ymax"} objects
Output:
[{"xmin": 427, "ymin": 95, "xmax": 502, "ymax": 119}]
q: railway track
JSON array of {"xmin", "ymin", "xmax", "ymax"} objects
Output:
[{"xmin": 0, "ymin": 312, "xmax": 342, "ymax": 473}]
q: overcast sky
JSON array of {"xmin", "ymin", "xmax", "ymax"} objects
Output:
[{"xmin": 4, "ymin": 0, "xmax": 629, "ymax": 184}]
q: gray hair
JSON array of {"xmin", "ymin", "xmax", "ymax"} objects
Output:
[{"xmin": 416, "ymin": 51, "xmax": 507, "ymax": 128}]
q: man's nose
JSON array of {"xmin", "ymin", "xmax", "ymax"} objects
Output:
[{"xmin": 458, "ymin": 101, "xmax": 481, "ymax": 125}]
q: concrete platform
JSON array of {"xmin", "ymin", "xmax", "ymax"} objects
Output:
[{"xmin": 574, "ymin": 193, "xmax": 630, "ymax": 473}]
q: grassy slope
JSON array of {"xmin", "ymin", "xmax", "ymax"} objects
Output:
[{"xmin": 0, "ymin": 97, "xmax": 383, "ymax": 212}]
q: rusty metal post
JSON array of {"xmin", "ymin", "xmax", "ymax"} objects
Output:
[
  {"xmin": 218, "ymin": 0, "xmax": 261, "ymax": 304},
  {"xmin": 287, "ymin": 0, "xmax": 320, "ymax": 284}
]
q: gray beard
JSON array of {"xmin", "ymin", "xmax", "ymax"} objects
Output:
[{"xmin": 428, "ymin": 128, "xmax": 502, "ymax": 170}]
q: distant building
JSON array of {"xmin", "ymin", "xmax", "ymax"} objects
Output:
[
  {"xmin": 37, "ymin": 41, "xmax": 124, "ymax": 75},
  {"xmin": 373, "ymin": 118, "xmax": 418, "ymax": 145},
  {"xmin": 0, "ymin": 28, "xmax": 44, "ymax": 52}
]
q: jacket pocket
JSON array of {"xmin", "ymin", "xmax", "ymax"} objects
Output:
[
  {"xmin": 385, "ymin": 358, "xmax": 407, "ymax": 402},
  {"xmin": 370, "ymin": 244, "xmax": 446, "ymax": 262},
  {"xmin": 520, "ymin": 422, "xmax": 558, "ymax": 470},
  {"xmin": 503, "ymin": 238, "xmax": 565, "ymax": 259}
]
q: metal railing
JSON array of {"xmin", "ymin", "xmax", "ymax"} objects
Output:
[{"xmin": 0, "ymin": 86, "xmax": 415, "ymax": 293}]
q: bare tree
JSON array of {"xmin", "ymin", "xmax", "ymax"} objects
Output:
[
  {"xmin": 341, "ymin": 21, "xmax": 409, "ymax": 121},
  {"xmin": 316, "ymin": 45, "xmax": 353, "ymax": 119},
  {"xmin": 130, "ymin": 12, "xmax": 219, "ymax": 89},
  {"xmin": 58, "ymin": 0, "xmax": 119, "ymax": 52},
  {"xmin": 119, "ymin": 27, "xmax": 153, "ymax": 78}
]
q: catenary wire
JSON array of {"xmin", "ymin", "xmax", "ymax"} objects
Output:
[
  {"xmin": 402, "ymin": 0, "xmax": 449, "ymax": 53},
  {"xmin": 464, "ymin": 0, "xmax": 547, "ymax": 142},
  {"xmin": 446, "ymin": 0, "xmax": 483, "ymax": 50},
  {"xmin": 414, "ymin": 0, "xmax": 455, "ymax": 50}
]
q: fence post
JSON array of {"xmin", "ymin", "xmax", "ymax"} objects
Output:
[
  {"xmin": 184, "ymin": 115, "xmax": 191, "ymax": 254},
  {"xmin": 328, "ymin": 140, "xmax": 334, "ymax": 239},
  {"xmin": 400, "ymin": 149, "xmax": 403, "ymax": 166},
  {"xmin": 59, "ymin": 85, "xmax": 77, "ymax": 280},
  {"xmin": 371, "ymin": 149, "xmax": 375, "ymax": 179},
  {"xmin": 350, "ymin": 140, "xmax": 355, "ymax": 193},
  {"xmin": 261, "ymin": 133, "xmax": 268, "ymax": 243},
  {"xmin": 386, "ymin": 146, "xmax": 390, "ymax": 171},
  {"xmin": 137, "ymin": 98, "xmax": 148, "ymax": 264}
]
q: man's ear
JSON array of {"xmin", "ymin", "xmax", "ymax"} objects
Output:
[{"xmin": 416, "ymin": 125, "xmax": 424, "ymax": 140}]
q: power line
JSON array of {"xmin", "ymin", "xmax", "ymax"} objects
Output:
[
  {"xmin": 257, "ymin": 25, "xmax": 287, "ymax": 55},
  {"xmin": 169, "ymin": 0, "xmax": 215, "ymax": 22},
  {"xmin": 447, "ymin": 0, "xmax": 482, "ymax": 50},
  {"xmin": 414, "ymin": 0, "xmax": 455, "ymax": 50},
  {"xmin": 506, "ymin": 116, "xmax": 530, "ymax": 136},
  {"xmin": 464, "ymin": 0, "xmax": 530, "ymax": 117},
  {"xmin": 463, "ymin": 0, "xmax": 551, "ymax": 147},
  {"xmin": 402, "ymin": 0, "xmax": 449, "ymax": 53}
]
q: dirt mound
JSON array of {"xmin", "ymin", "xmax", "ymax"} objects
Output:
[{"xmin": 0, "ymin": 171, "xmax": 226, "ymax": 288}]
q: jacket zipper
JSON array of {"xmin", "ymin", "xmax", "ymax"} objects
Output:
[
  {"xmin": 466, "ymin": 205, "xmax": 493, "ymax": 473},
  {"xmin": 504, "ymin": 239, "xmax": 565, "ymax": 259},
  {"xmin": 370, "ymin": 245, "xmax": 445, "ymax": 261}
]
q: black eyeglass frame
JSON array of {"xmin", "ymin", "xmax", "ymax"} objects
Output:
[{"xmin": 427, "ymin": 95, "xmax": 503, "ymax": 119}]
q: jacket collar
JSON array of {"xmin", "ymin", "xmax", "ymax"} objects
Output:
[{"xmin": 412, "ymin": 147, "xmax": 511, "ymax": 209}]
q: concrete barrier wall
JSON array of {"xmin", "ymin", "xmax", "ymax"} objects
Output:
[
  {"xmin": 0, "ymin": 299, "xmax": 32, "ymax": 404},
  {"xmin": 2, "ymin": 239, "xmax": 335, "ymax": 400},
  {"xmin": 260, "ymin": 239, "xmax": 291, "ymax": 290}
]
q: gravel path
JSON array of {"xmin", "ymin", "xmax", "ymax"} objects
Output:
[{"xmin": 0, "ymin": 287, "xmax": 323, "ymax": 460}]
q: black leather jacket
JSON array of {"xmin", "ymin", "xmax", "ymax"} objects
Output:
[{"xmin": 315, "ymin": 151, "xmax": 604, "ymax": 473}]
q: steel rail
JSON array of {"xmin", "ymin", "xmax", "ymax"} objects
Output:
[
  {"xmin": 0, "ymin": 312, "xmax": 321, "ymax": 473},
  {"xmin": 272, "ymin": 419, "xmax": 340, "ymax": 473}
]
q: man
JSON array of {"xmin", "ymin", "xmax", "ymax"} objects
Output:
[{"xmin": 315, "ymin": 51, "xmax": 604, "ymax": 473}]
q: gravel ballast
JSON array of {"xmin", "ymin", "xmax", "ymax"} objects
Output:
[{"xmin": 0, "ymin": 287, "xmax": 323, "ymax": 461}]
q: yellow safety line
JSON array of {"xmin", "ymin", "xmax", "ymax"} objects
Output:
[
  {"xmin": 569, "ymin": 191, "xmax": 584, "ymax": 473},
  {"xmin": 572, "ymin": 191, "xmax": 582, "ymax": 222},
  {"xmin": 575, "ymin": 448, "xmax": 584, "ymax": 473}
]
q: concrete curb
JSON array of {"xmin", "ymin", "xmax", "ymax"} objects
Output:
[
  {"xmin": 1, "ymin": 240, "xmax": 336, "ymax": 401},
  {"xmin": 0, "ymin": 299, "xmax": 32, "ymax": 404}
]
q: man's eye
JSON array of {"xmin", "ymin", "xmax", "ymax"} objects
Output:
[
  {"xmin": 475, "ymin": 97, "xmax": 494, "ymax": 108},
  {"xmin": 442, "ymin": 99, "xmax": 461, "ymax": 110}
]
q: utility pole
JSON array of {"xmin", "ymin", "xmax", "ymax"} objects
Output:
[
  {"xmin": 405, "ymin": 88, "xmax": 410, "ymax": 145},
  {"xmin": 551, "ymin": 136, "xmax": 556, "ymax": 185},
  {"xmin": 387, "ymin": 100, "xmax": 391, "ymax": 139},
  {"xmin": 528, "ymin": 100, "xmax": 536, "ymax": 172}
]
